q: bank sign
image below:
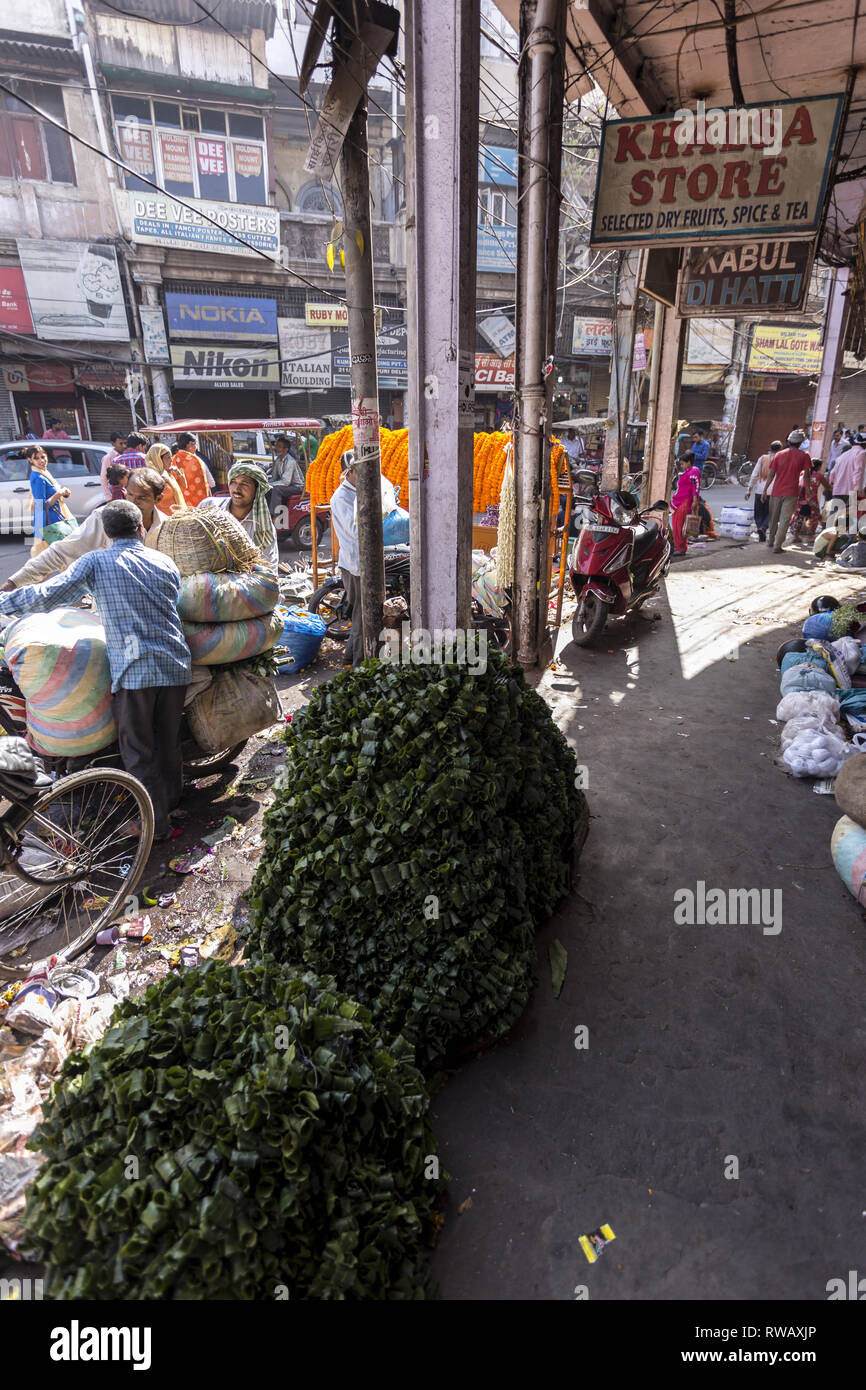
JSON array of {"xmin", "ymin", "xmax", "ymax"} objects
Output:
[
  {"xmin": 678, "ymin": 240, "xmax": 813, "ymax": 316},
  {"xmin": 590, "ymin": 95, "xmax": 842, "ymax": 248},
  {"xmin": 166, "ymin": 292, "xmax": 277, "ymax": 341},
  {"xmin": 171, "ymin": 346, "xmax": 280, "ymax": 388}
]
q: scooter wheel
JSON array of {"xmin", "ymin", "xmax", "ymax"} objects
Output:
[{"xmin": 572, "ymin": 592, "xmax": 609, "ymax": 646}]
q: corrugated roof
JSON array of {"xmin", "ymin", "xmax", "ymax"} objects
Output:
[
  {"xmin": 0, "ymin": 33, "xmax": 83, "ymax": 72},
  {"xmin": 93, "ymin": 0, "xmax": 276, "ymax": 39}
]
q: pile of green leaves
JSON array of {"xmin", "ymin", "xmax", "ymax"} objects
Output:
[
  {"xmin": 25, "ymin": 960, "xmax": 438, "ymax": 1300},
  {"xmin": 247, "ymin": 654, "xmax": 585, "ymax": 1065},
  {"xmin": 829, "ymin": 602, "xmax": 863, "ymax": 640}
]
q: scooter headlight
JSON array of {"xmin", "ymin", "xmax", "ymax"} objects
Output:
[{"xmin": 608, "ymin": 497, "xmax": 631, "ymax": 526}]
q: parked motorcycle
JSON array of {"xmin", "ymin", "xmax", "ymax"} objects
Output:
[{"xmin": 569, "ymin": 490, "xmax": 671, "ymax": 646}]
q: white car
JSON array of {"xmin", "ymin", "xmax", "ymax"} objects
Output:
[{"xmin": 0, "ymin": 439, "xmax": 112, "ymax": 534}]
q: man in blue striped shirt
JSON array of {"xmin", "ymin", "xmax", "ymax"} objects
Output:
[{"xmin": 0, "ymin": 500, "xmax": 191, "ymax": 836}]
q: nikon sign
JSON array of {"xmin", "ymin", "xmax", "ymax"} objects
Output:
[
  {"xmin": 170, "ymin": 346, "xmax": 280, "ymax": 388},
  {"xmin": 590, "ymin": 95, "xmax": 842, "ymax": 248}
]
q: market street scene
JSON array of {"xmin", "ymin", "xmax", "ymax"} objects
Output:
[{"xmin": 1, "ymin": 0, "xmax": 866, "ymax": 1341}]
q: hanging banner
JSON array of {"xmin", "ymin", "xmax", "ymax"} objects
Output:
[
  {"xmin": 139, "ymin": 305, "xmax": 170, "ymax": 364},
  {"xmin": 278, "ymin": 318, "xmax": 332, "ymax": 391},
  {"xmin": 119, "ymin": 190, "xmax": 280, "ymax": 259},
  {"xmin": 478, "ymin": 313, "xmax": 516, "ymax": 358},
  {"xmin": 572, "ymin": 317, "xmax": 613, "ymax": 356},
  {"xmin": 118, "ymin": 124, "xmax": 155, "ymax": 180},
  {"xmin": 171, "ymin": 345, "xmax": 280, "ymax": 388},
  {"xmin": 590, "ymin": 95, "xmax": 843, "ymax": 248},
  {"xmin": 679, "ymin": 239, "xmax": 814, "ymax": 316},
  {"xmin": 632, "ymin": 332, "xmax": 647, "ymax": 371},
  {"xmin": 234, "ymin": 144, "xmax": 263, "ymax": 179},
  {"xmin": 16, "ymin": 239, "xmax": 128, "ymax": 341},
  {"xmin": 686, "ymin": 319, "xmax": 735, "ymax": 365},
  {"xmin": 747, "ymin": 324, "xmax": 824, "ymax": 374},
  {"xmin": 165, "ymin": 292, "xmax": 277, "ymax": 341},
  {"xmin": 195, "ymin": 138, "xmax": 226, "ymax": 177},
  {"xmin": 159, "ymin": 133, "xmax": 194, "ymax": 187},
  {"xmin": 0, "ymin": 268, "xmax": 34, "ymax": 334}
]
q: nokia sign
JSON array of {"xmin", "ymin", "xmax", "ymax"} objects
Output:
[
  {"xmin": 165, "ymin": 292, "xmax": 278, "ymax": 341},
  {"xmin": 170, "ymin": 346, "xmax": 280, "ymax": 387}
]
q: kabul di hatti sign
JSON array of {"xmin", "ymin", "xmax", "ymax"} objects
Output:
[
  {"xmin": 678, "ymin": 239, "xmax": 814, "ymax": 316},
  {"xmin": 590, "ymin": 96, "xmax": 843, "ymax": 249}
]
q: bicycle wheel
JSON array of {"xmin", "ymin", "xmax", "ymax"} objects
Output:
[{"xmin": 0, "ymin": 767, "xmax": 153, "ymax": 979}]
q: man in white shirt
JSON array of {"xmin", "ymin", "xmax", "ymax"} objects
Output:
[
  {"xmin": 827, "ymin": 427, "xmax": 846, "ymax": 473},
  {"xmin": 100, "ymin": 431, "xmax": 127, "ymax": 500},
  {"xmin": 561, "ymin": 428, "xmax": 585, "ymax": 468},
  {"xmin": 329, "ymin": 451, "xmax": 363, "ymax": 666}
]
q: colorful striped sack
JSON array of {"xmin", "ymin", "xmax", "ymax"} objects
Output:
[
  {"xmin": 182, "ymin": 608, "xmax": 284, "ymax": 666},
  {"xmin": 4, "ymin": 608, "xmax": 116, "ymax": 757},
  {"xmin": 831, "ymin": 813, "xmax": 866, "ymax": 907},
  {"xmin": 177, "ymin": 564, "xmax": 279, "ymax": 623}
]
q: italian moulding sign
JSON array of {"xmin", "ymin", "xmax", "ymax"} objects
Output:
[
  {"xmin": 119, "ymin": 190, "xmax": 280, "ymax": 259},
  {"xmin": 590, "ymin": 96, "xmax": 843, "ymax": 248}
]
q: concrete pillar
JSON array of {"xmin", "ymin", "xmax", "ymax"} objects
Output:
[
  {"xmin": 404, "ymin": 0, "xmax": 479, "ymax": 631},
  {"xmin": 809, "ymin": 267, "xmax": 850, "ymax": 460},
  {"xmin": 720, "ymin": 318, "xmax": 750, "ymax": 468},
  {"xmin": 601, "ymin": 249, "xmax": 641, "ymax": 492},
  {"xmin": 140, "ymin": 284, "xmax": 173, "ymax": 424},
  {"xmin": 645, "ymin": 305, "xmax": 685, "ymax": 508}
]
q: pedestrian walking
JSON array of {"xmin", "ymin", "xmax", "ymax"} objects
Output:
[
  {"xmin": 329, "ymin": 451, "xmax": 364, "ymax": 663},
  {"xmin": 744, "ymin": 439, "xmax": 782, "ymax": 542},
  {"xmin": 763, "ymin": 429, "xmax": 812, "ymax": 553}
]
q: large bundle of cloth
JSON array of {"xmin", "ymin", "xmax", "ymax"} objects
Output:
[
  {"xmin": 186, "ymin": 664, "xmax": 281, "ymax": 752},
  {"xmin": 4, "ymin": 609, "xmax": 115, "ymax": 757},
  {"xmin": 177, "ymin": 563, "xmax": 279, "ymax": 623},
  {"xmin": 183, "ymin": 609, "xmax": 284, "ymax": 666}
]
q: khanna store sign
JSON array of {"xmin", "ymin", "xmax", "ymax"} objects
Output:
[{"xmin": 590, "ymin": 96, "xmax": 843, "ymax": 248}]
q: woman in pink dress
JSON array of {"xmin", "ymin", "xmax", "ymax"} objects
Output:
[{"xmin": 670, "ymin": 454, "xmax": 702, "ymax": 554}]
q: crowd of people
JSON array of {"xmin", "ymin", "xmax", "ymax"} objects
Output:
[{"xmin": 0, "ymin": 431, "xmax": 286, "ymax": 838}]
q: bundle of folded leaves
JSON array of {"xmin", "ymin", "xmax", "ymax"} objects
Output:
[
  {"xmin": 247, "ymin": 653, "xmax": 585, "ymax": 1066},
  {"xmin": 24, "ymin": 961, "xmax": 439, "ymax": 1300}
]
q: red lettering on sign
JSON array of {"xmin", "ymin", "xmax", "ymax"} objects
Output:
[
  {"xmin": 783, "ymin": 106, "xmax": 816, "ymax": 146},
  {"xmin": 649, "ymin": 121, "xmax": 684, "ymax": 160},
  {"xmin": 615, "ymin": 125, "xmax": 646, "ymax": 162},
  {"xmin": 629, "ymin": 169, "xmax": 654, "ymax": 205},
  {"xmin": 755, "ymin": 155, "xmax": 787, "ymax": 195},
  {"xmin": 657, "ymin": 166, "xmax": 686, "ymax": 202},
  {"xmin": 687, "ymin": 164, "xmax": 717, "ymax": 200}
]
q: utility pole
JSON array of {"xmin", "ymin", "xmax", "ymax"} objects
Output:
[
  {"xmin": 340, "ymin": 86, "xmax": 385, "ymax": 660},
  {"xmin": 514, "ymin": 0, "xmax": 566, "ymax": 668},
  {"xmin": 809, "ymin": 267, "xmax": 850, "ymax": 460},
  {"xmin": 601, "ymin": 249, "xmax": 641, "ymax": 492}
]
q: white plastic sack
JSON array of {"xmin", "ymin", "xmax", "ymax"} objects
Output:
[
  {"xmin": 776, "ymin": 690, "xmax": 840, "ymax": 722},
  {"xmin": 832, "ymin": 636, "xmax": 863, "ymax": 675},
  {"xmin": 781, "ymin": 727, "xmax": 858, "ymax": 778},
  {"xmin": 780, "ymin": 712, "xmax": 845, "ymax": 750}
]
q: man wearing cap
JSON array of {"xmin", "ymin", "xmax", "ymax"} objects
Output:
[
  {"xmin": 763, "ymin": 429, "xmax": 811, "ymax": 553},
  {"xmin": 329, "ymin": 451, "xmax": 363, "ymax": 666},
  {"xmin": 197, "ymin": 461, "xmax": 278, "ymax": 569}
]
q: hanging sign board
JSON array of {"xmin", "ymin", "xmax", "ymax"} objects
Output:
[
  {"xmin": 304, "ymin": 9, "xmax": 400, "ymax": 176},
  {"xmin": 590, "ymin": 96, "xmax": 843, "ymax": 249},
  {"xmin": 678, "ymin": 239, "xmax": 814, "ymax": 315},
  {"xmin": 747, "ymin": 324, "xmax": 823, "ymax": 374}
]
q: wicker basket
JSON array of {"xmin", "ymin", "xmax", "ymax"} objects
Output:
[{"xmin": 156, "ymin": 508, "xmax": 259, "ymax": 576}]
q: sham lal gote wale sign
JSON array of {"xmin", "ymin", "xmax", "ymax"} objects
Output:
[{"xmin": 590, "ymin": 96, "xmax": 842, "ymax": 248}]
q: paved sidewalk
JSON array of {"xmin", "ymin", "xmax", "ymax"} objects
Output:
[{"xmin": 431, "ymin": 540, "xmax": 866, "ymax": 1300}]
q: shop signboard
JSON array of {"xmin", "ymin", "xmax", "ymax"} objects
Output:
[
  {"xmin": 139, "ymin": 305, "xmax": 170, "ymax": 364},
  {"xmin": 278, "ymin": 319, "xmax": 332, "ymax": 391},
  {"xmin": 3, "ymin": 362, "xmax": 75, "ymax": 392},
  {"xmin": 572, "ymin": 317, "xmax": 613, "ymax": 356},
  {"xmin": 678, "ymin": 239, "xmax": 813, "ymax": 315},
  {"xmin": 170, "ymin": 345, "xmax": 280, "ymax": 388},
  {"xmin": 686, "ymin": 318, "xmax": 735, "ymax": 366},
  {"xmin": 478, "ymin": 313, "xmax": 516, "ymax": 358},
  {"xmin": 16, "ymin": 239, "xmax": 128, "ymax": 342},
  {"xmin": 477, "ymin": 223, "xmax": 517, "ymax": 273},
  {"xmin": 479, "ymin": 146, "xmax": 518, "ymax": 186},
  {"xmin": 165, "ymin": 292, "xmax": 277, "ymax": 341},
  {"xmin": 305, "ymin": 303, "xmax": 347, "ymax": 327},
  {"xmin": 747, "ymin": 324, "xmax": 823, "ymax": 374},
  {"xmin": 743, "ymin": 373, "xmax": 779, "ymax": 390},
  {"xmin": 119, "ymin": 190, "xmax": 280, "ymax": 260},
  {"xmin": 475, "ymin": 353, "xmax": 515, "ymax": 391},
  {"xmin": 590, "ymin": 96, "xmax": 843, "ymax": 248},
  {"xmin": 0, "ymin": 268, "xmax": 34, "ymax": 334},
  {"xmin": 332, "ymin": 322, "xmax": 408, "ymax": 389}
]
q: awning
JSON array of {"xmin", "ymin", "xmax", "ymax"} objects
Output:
[{"xmin": 681, "ymin": 365, "xmax": 727, "ymax": 387}]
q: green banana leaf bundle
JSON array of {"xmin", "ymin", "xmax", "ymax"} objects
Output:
[
  {"xmin": 247, "ymin": 654, "xmax": 584, "ymax": 1066},
  {"xmin": 25, "ymin": 960, "xmax": 439, "ymax": 1300}
]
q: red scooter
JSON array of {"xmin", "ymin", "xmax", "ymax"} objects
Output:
[{"xmin": 569, "ymin": 490, "xmax": 671, "ymax": 646}]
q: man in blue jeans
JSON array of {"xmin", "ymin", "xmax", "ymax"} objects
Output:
[{"xmin": 0, "ymin": 500, "xmax": 191, "ymax": 836}]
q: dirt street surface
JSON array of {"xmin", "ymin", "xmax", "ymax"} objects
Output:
[{"xmin": 430, "ymin": 536, "xmax": 866, "ymax": 1300}]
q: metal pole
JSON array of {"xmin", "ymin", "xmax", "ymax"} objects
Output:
[
  {"xmin": 405, "ymin": 0, "xmax": 479, "ymax": 632},
  {"xmin": 809, "ymin": 267, "xmax": 850, "ymax": 460},
  {"xmin": 641, "ymin": 297, "xmax": 665, "ymax": 508},
  {"xmin": 601, "ymin": 249, "xmax": 640, "ymax": 492},
  {"xmin": 514, "ymin": 0, "xmax": 563, "ymax": 669},
  {"xmin": 341, "ymin": 96, "xmax": 385, "ymax": 659},
  {"xmin": 720, "ymin": 317, "xmax": 750, "ymax": 471}
]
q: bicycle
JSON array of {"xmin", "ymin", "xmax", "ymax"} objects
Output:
[{"xmin": 0, "ymin": 736, "xmax": 153, "ymax": 980}]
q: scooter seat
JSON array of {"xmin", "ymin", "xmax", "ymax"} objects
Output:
[{"xmin": 631, "ymin": 520, "xmax": 659, "ymax": 560}]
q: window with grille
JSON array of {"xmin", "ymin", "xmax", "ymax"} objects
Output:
[{"xmin": 113, "ymin": 98, "xmax": 267, "ymax": 205}]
